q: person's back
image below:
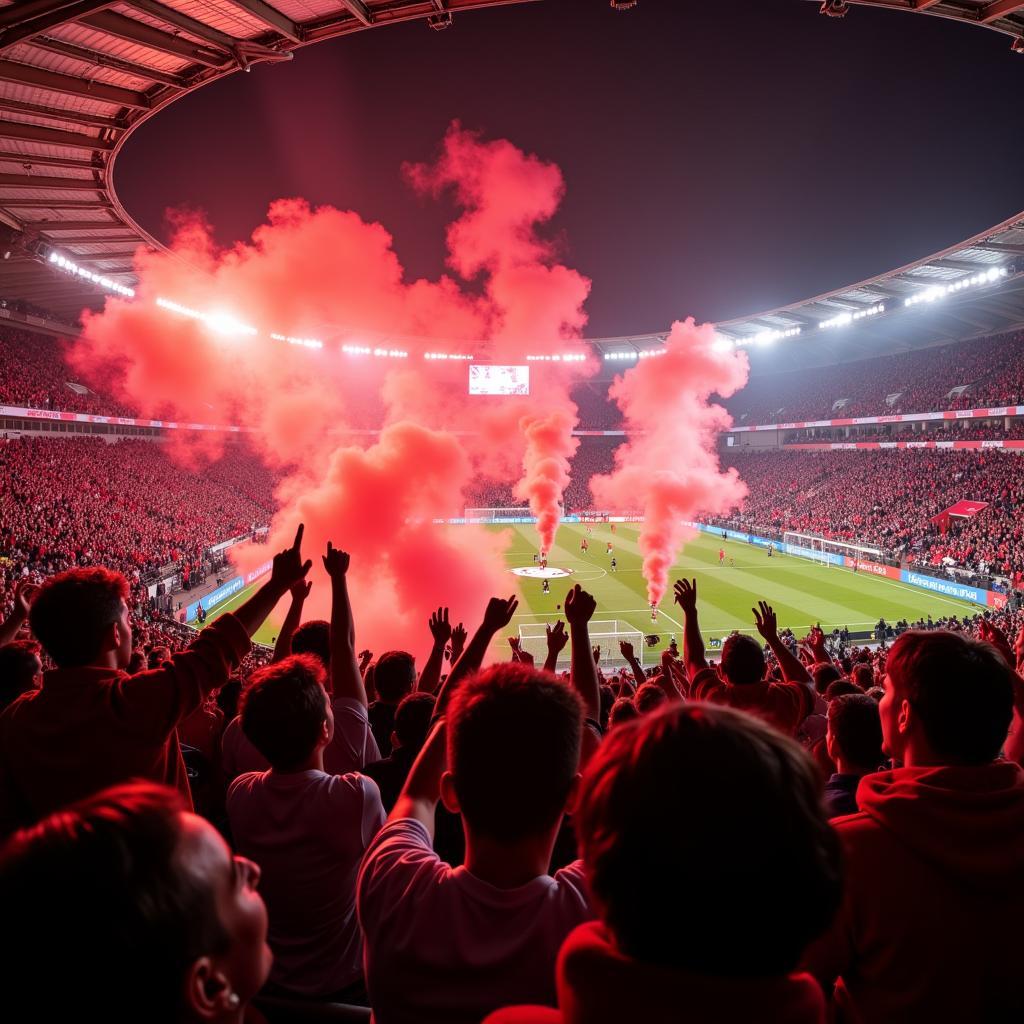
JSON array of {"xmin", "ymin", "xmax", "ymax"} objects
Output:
[
  {"xmin": 357, "ymin": 663, "xmax": 595, "ymax": 1024},
  {"xmin": 805, "ymin": 629, "xmax": 1024, "ymax": 1022},
  {"xmin": 226, "ymin": 655, "xmax": 385, "ymax": 999}
]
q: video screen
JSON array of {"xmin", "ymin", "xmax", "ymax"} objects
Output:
[{"xmin": 469, "ymin": 365, "xmax": 530, "ymax": 396}]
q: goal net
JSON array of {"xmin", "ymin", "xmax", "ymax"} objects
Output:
[
  {"xmin": 518, "ymin": 619, "xmax": 645, "ymax": 670},
  {"xmin": 783, "ymin": 531, "xmax": 887, "ymax": 567},
  {"xmin": 464, "ymin": 507, "xmax": 532, "ymax": 523}
]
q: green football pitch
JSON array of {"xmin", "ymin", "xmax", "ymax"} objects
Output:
[{"xmin": 203, "ymin": 523, "xmax": 980, "ymax": 657}]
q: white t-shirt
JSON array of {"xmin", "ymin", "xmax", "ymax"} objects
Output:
[
  {"xmin": 222, "ymin": 696, "xmax": 381, "ymax": 779},
  {"xmin": 227, "ymin": 769, "xmax": 386, "ymax": 995},
  {"xmin": 357, "ymin": 818, "xmax": 594, "ymax": 1024}
]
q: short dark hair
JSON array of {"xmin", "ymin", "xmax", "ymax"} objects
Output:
[
  {"xmin": 448, "ymin": 664, "xmax": 582, "ymax": 842},
  {"xmin": 609, "ymin": 697, "xmax": 639, "ymax": 729},
  {"xmin": 813, "ymin": 663, "xmax": 842, "ymax": 694},
  {"xmin": 886, "ymin": 630, "xmax": 1014, "ymax": 765},
  {"xmin": 0, "ymin": 639, "xmax": 40, "ymax": 711},
  {"xmin": 634, "ymin": 682, "xmax": 667, "ymax": 715},
  {"xmin": 0, "ymin": 782, "xmax": 228, "ymax": 1024},
  {"xmin": 29, "ymin": 567, "xmax": 128, "ymax": 667},
  {"xmin": 292, "ymin": 620, "xmax": 330, "ymax": 666},
  {"xmin": 825, "ymin": 679, "xmax": 862, "ymax": 701},
  {"xmin": 374, "ymin": 650, "xmax": 416, "ymax": 703},
  {"xmin": 827, "ymin": 693, "xmax": 883, "ymax": 771},
  {"xmin": 850, "ymin": 663, "xmax": 874, "ymax": 690},
  {"xmin": 240, "ymin": 654, "xmax": 328, "ymax": 770},
  {"xmin": 393, "ymin": 691, "xmax": 436, "ymax": 751},
  {"xmin": 721, "ymin": 633, "xmax": 765, "ymax": 686},
  {"xmin": 576, "ymin": 704, "xmax": 842, "ymax": 976}
]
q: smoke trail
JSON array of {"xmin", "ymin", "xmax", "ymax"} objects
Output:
[
  {"xmin": 515, "ymin": 410, "xmax": 579, "ymax": 554},
  {"xmin": 590, "ymin": 318, "xmax": 749, "ymax": 607}
]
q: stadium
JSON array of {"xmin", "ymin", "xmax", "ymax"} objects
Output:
[{"xmin": 1, "ymin": 2, "xmax": 1023, "ymax": 1023}]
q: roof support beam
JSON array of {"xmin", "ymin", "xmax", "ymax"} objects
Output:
[
  {"xmin": 339, "ymin": 0, "xmax": 374, "ymax": 25},
  {"xmin": 974, "ymin": 242, "xmax": 1024, "ymax": 255},
  {"xmin": 1, "ymin": 203, "xmax": 114, "ymax": 213},
  {"xmin": 32, "ymin": 35, "xmax": 188, "ymax": 88},
  {"xmin": 0, "ymin": 59, "xmax": 149, "ymax": 109},
  {"xmin": 0, "ymin": 151, "xmax": 99, "ymax": 171},
  {"xmin": 0, "ymin": 121, "xmax": 110, "ymax": 151},
  {"xmin": 925, "ymin": 257, "xmax": 997, "ymax": 272},
  {"xmin": 62, "ymin": 253, "xmax": 137, "ymax": 264},
  {"xmin": 0, "ymin": 96, "xmax": 126, "ymax": 130},
  {"xmin": 39, "ymin": 233, "xmax": 137, "ymax": 244},
  {"xmin": 0, "ymin": 171, "xmax": 101, "ymax": 190},
  {"xmin": 225, "ymin": 0, "xmax": 303, "ymax": 42},
  {"xmin": 0, "ymin": 1, "xmax": 117, "ymax": 50},
  {"xmin": 979, "ymin": 1, "xmax": 1024, "ymax": 23},
  {"xmin": 29, "ymin": 221, "xmax": 124, "ymax": 231},
  {"xmin": 81, "ymin": 11, "xmax": 229, "ymax": 67},
  {"xmin": 128, "ymin": 0, "xmax": 240, "ymax": 49}
]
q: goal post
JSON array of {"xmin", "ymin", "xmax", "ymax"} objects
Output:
[
  {"xmin": 464, "ymin": 507, "xmax": 532, "ymax": 523},
  {"xmin": 783, "ymin": 531, "xmax": 887, "ymax": 568},
  {"xmin": 518, "ymin": 619, "xmax": 645, "ymax": 670}
]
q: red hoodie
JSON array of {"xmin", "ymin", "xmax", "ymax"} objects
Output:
[
  {"xmin": 804, "ymin": 762, "xmax": 1024, "ymax": 1023},
  {"xmin": 485, "ymin": 921, "xmax": 826, "ymax": 1024}
]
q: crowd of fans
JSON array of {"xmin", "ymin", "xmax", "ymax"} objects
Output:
[
  {"xmin": 0, "ymin": 529, "xmax": 1021, "ymax": 1024},
  {"xmin": 711, "ymin": 449, "xmax": 1024, "ymax": 585},
  {"xmin": 729, "ymin": 328, "xmax": 1024, "ymax": 424},
  {"xmin": 0, "ymin": 437, "xmax": 277, "ymax": 626}
]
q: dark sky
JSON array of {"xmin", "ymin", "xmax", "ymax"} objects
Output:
[{"xmin": 115, "ymin": 0, "xmax": 1024, "ymax": 338}]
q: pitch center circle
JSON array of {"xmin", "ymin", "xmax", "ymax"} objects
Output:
[{"xmin": 510, "ymin": 566, "xmax": 574, "ymax": 579}]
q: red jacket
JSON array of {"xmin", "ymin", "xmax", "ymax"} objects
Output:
[
  {"xmin": 0, "ymin": 613, "xmax": 250, "ymax": 836},
  {"xmin": 485, "ymin": 921, "xmax": 826, "ymax": 1024},
  {"xmin": 804, "ymin": 762, "xmax": 1024, "ymax": 1023}
]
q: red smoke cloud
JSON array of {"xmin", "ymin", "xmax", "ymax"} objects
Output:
[
  {"xmin": 590, "ymin": 319, "xmax": 749, "ymax": 607},
  {"xmin": 68, "ymin": 124, "xmax": 592, "ymax": 655}
]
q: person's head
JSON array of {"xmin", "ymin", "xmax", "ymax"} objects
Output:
[
  {"xmin": 240, "ymin": 655, "xmax": 331, "ymax": 771},
  {"xmin": 634, "ymin": 682, "xmax": 667, "ymax": 715},
  {"xmin": 720, "ymin": 633, "xmax": 765, "ymax": 686},
  {"xmin": 0, "ymin": 782, "xmax": 271, "ymax": 1023},
  {"xmin": 882, "ymin": 630, "xmax": 1014, "ymax": 766},
  {"xmin": 291, "ymin": 620, "xmax": 330, "ymax": 666},
  {"xmin": 392, "ymin": 691, "xmax": 436, "ymax": 752},
  {"xmin": 850, "ymin": 663, "xmax": 874, "ymax": 690},
  {"xmin": 29, "ymin": 567, "xmax": 131, "ymax": 669},
  {"xmin": 148, "ymin": 646, "xmax": 171, "ymax": 669},
  {"xmin": 128, "ymin": 650, "xmax": 147, "ymax": 674},
  {"xmin": 812, "ymin": 662, "xmax": 843, "ymax": 695},
  {"xmin": 0, "ymin": 639, "xmax": 41, "ymax": 710},
  {"xmin": 826, "ymin": 694, "xmax": 884, "ymax": 774},
  {"xmin": 443, "ymin": 663, "xmax": 582, "ymax": 844},
  {"xmin": 825, "ymin": 679, "xmax": 862, "ymax": 701},
  {"xmin": 599, "ymin": 684, "xmax": 615, "ymax": 730},
  {"xmin": 374, "ymin": 650, "xmax": 416, "ymax": 704},
  {"xmin": 608, "ymin": 696, "xmax": 639, "ymax": 730},
  {"xmin": 576, "ymin": 705, "xmax": 842, "ymax": 976}
]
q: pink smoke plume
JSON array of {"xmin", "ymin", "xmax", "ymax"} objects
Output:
[
  {"xmin": 68, "ymin": 124, "xmax": 592, "ymax": 655},
  {"xmin": 590, "ymin": 319, "xmax": 750, "ymax": 607}
]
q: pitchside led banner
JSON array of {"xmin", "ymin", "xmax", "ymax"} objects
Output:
[{"xmin": 469, "ymin": 365, "xmax": 530, "ymax": 395}]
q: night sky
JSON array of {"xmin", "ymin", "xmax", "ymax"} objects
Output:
[{"xmin": 115, "ymin": 0, "xmax": 1024, "ymax": 339}]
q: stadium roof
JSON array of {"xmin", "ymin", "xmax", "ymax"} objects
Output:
[
  {"xmin": 811, "ymin": 1, "xmax": 1024, "ymax": 46},
  {"xmin": 0, "ymin": 0, "xmax": 537, "ymax": 322}
]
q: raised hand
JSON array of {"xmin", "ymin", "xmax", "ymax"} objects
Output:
[
  {"xmin": 322, "ymin": 540, "xmax": 351, "ymax": 581},
  {"xmin": 449, "ymin": 622, "xmax": 467, "ymax": 663},
  {"xmin": 290, "ymin": 579, "xmax": 312, "ymax": 601},
  {"xmin": 508, "ymin": 636, "xmax": 535, "ymax": 666},
  {"xmin": 546, "ymin": 620, "xmax": 569, "ymax": 656},
  {"xmin": 674, "ymin": 578, "xmax": 698, "ymax": 615},
  {"xmin": 429, "ymin": 606, "xmax": 452, "ymax": 648},
  {"xmin": 753, "ymin": 600, "xmax": 779, "ymax": 643},
  {"xmin": 14, "ymin": 580, "xmax": 37, "ymax": 616},
  {"xmin": 565, "ymin": 584, "xmax": 597, "ymax": 627},
  {"xmin": 979, "ymin": 618, "xmax": 1014, "ymax": 667},
  {"xmin": 483, "ymin": 595, "xmax": 519, "ymax": 633},
  {"xmin": 619, "ymin": 639, "xmax": 635, "ymax": 660},
  {"xmin": 271, "ymin": 524, "xmax": 313, "ymax": 591},
  {"xmin": 592, "ymin": 644, "xmax": 601, "ymax": 665}
]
